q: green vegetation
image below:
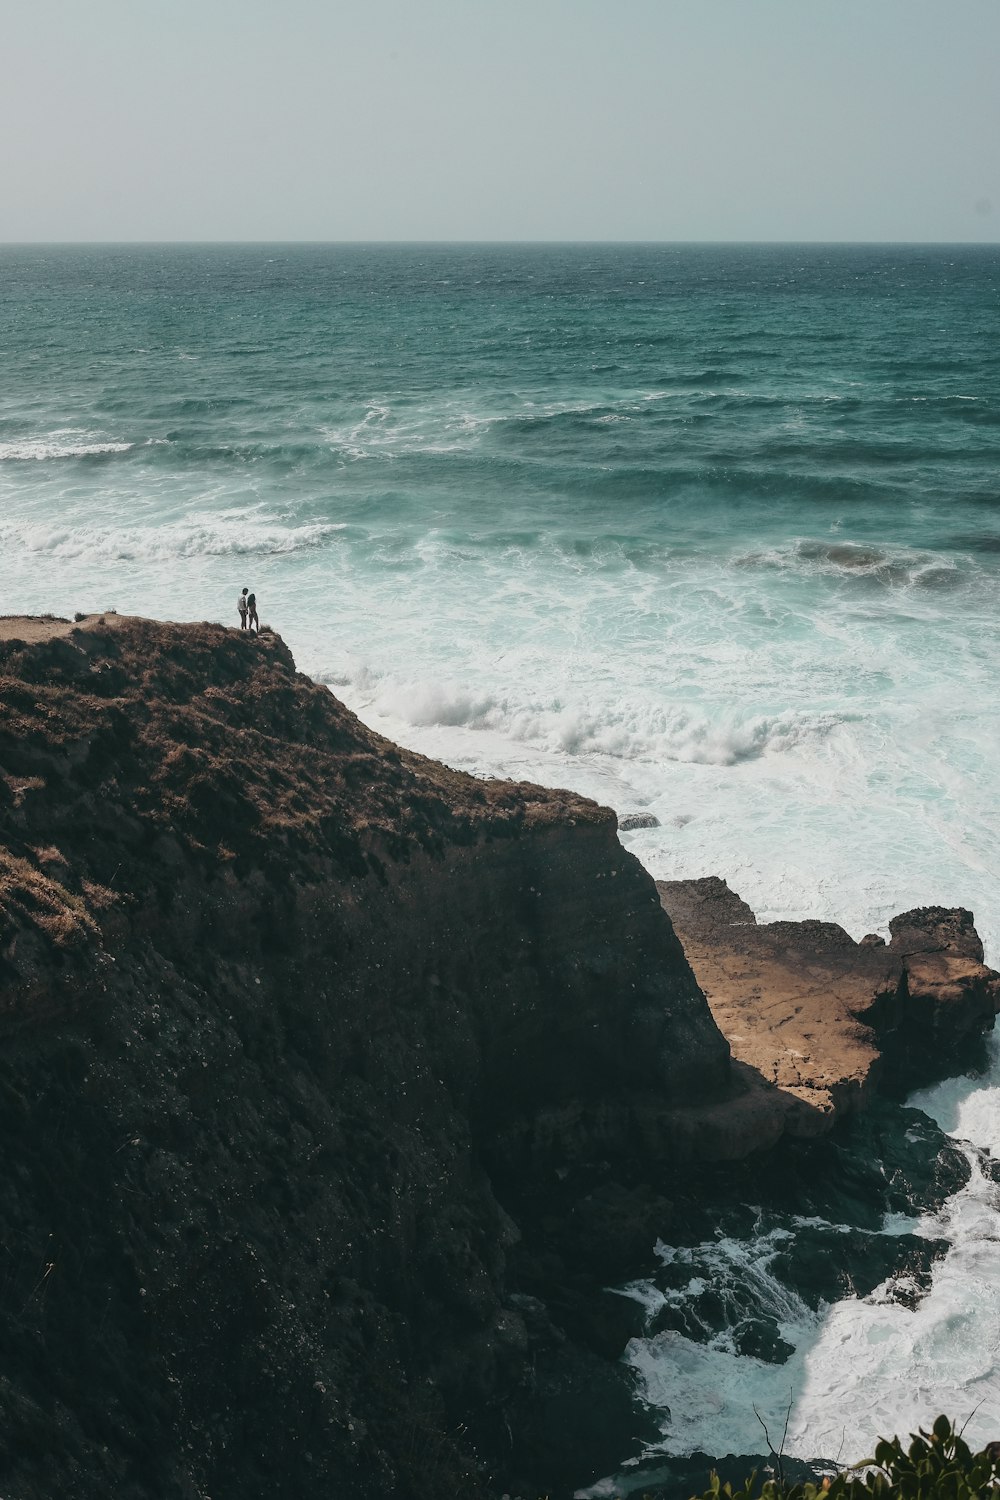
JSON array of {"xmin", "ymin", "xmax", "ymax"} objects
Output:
[{"xmin": 690, "ymin": 1417, "xmax": 1000, "ymax": 1500}]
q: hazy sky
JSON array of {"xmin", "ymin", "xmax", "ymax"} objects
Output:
[{"xmin": 3, "ymin": 0, "xmax": 998, "ymax": 242}]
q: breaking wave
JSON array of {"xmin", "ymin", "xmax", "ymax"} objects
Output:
[
  {"xmin": 335, "ymin": 673, "xmax": 853, "ymax": 768},
  {"xmin": 613, "ymin": 1145, "xmax": 1000, "ymax": 1474},
  {"xmin": 0, "ymin": 435, "xmax": 135, "ymax": 461},
  {"xmin": 0, "ymin": 515, "xmax": 347, "ymax": 562}
]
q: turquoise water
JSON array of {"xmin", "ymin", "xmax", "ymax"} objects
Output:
[
  {"xmin": 3, "ymin": 244, "xmax": 999, "ymax": 952},
  {"xmin": 3, "ymin": 243, "xmax": 1000, "ymax": 1469}
]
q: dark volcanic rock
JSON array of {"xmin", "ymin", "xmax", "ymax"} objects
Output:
[
  {"xmin": 500, "ymin": 1344, "xmax": 661, "ymax": 1494},
  {"xmin": 0, "ymin": 616, "xmax": 727, "ymax": 1500},
  {"xmin": 618, "ymin": 812, "xmax": 660, "ymax": 831}
]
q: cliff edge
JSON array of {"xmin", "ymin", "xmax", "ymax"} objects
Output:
[{"xmin": 0, "ymin": 614, "xmax": 725, "ymax": 1500}]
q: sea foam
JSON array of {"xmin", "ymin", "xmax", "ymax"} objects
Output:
[
  {"xmin": 0, "ymin": 515, "xmax": 347, "ymax": 562},
  {"xmin": 0, "ymin": 435, "xmax": 134, "ymax": 460}
]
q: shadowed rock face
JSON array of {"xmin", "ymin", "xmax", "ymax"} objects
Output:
[{"xmin": 0, "ymin": 617, "xmax": 727, "ymax": 1500}]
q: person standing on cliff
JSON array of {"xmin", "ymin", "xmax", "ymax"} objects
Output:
[
  {"xmin": 246, "ymin": 591, "xmax": 260, "ymax": 633},
  {"xmin": 237, "ymin": 587, "xmax": 249, "ymax": 629}
]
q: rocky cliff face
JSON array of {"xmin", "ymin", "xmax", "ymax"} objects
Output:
[
  {"xmin": 0, "ymin": 616, "xmax": 727, "ymax": 1500},
  {"xmin": 1, "ymin": 617, "xmax": 996, "ymax": 1500}
]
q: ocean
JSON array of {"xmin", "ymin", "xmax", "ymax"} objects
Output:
[{"xmin": 2, "ymin": 242, "xmax": 1000, "ymax": 1481}]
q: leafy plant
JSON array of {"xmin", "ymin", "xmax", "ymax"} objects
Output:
[{"xmin": 689, "ymin": 1417, "xmax": 1000, "ymax": 1500}]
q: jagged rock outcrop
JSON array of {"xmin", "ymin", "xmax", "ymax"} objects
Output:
[
  {"xmin": 0, "ymin": 615, "xmax": 726, "ymax": 1500},
  {"xmin": 658, "ymin": 876, "xmax": 1000, "ymax": 1142}
]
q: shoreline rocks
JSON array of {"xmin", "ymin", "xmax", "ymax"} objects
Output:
[
  {"xmin": 657, "ymin": 876, "xmax": 1000, "ymax": 1142},
  {"xmin": 617, "ymin": 812, "xmax": 660, "ymax": 831}
]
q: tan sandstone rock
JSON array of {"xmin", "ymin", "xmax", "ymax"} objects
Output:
[{"xmin": 657, "ymin": 876, "xmax": 1000, "ymax": 1142}]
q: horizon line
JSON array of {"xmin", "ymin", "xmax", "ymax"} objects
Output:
[{"xmin": 1, "ymin": 237, "xmax": 998, "ymax": 249}]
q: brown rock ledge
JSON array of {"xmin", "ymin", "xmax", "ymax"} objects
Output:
[{"xmin": 657, "ymin": 876, "xmax": 1000, "ymax": 1143}]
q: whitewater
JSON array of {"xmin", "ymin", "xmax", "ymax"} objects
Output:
[{"xmin": 2, "ymin": 242, "xmax": 1000, "ymax": 1477}]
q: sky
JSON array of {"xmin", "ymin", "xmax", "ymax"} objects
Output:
[{"xmin": 2, "ymin": 0, "xmax": 998, "ymax": 243}]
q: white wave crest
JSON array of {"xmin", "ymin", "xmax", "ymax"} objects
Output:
[
  {"xmin": 0, "ymin": 435, "xmax": 134, "ymax": 461},
  {"xmin": 347, "ymin": 673, "xmax": 850, "ymax": 768},
  {"xmin": 318, "ymin": 388, "xmax": 682, "ymax": 459},
  {"xmin": 320, "ymin": 401, "xmax": 496, "ymax": 461},
  {"xmin": 0, "ymin": 515, "xmax": 346, "ymax": 563}
]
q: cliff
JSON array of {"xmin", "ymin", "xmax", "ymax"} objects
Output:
[
  {"xmin": 0, "ymin": 615, "xmax": 995, "ymax": 1500},
  {"xmin": 0, "ymin": 614, "xmax": 726, "ymax": 1500}
]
